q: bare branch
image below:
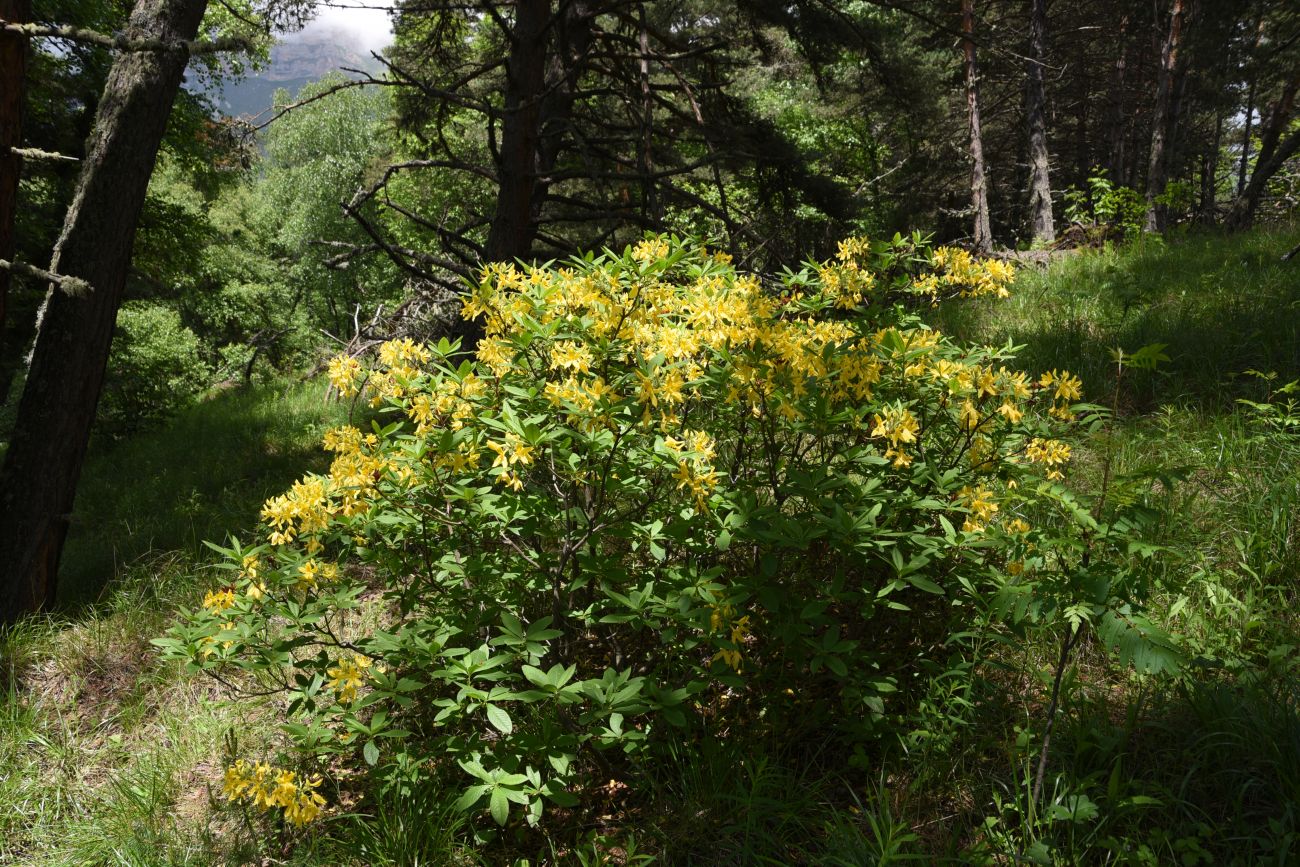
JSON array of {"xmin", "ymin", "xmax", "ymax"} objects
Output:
[
  {"xmin": 0, "ymin": 19, "xmax": 253, "ymax": 54},
  {"xmin": 10, "ymin": 146, "xmax": 78, "ymax": 162},
  {"xmin": 0, "ymin": 258, "xmax": 91, "ymax": 295}
]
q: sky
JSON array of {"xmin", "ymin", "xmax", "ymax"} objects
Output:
[{"xmin": 298, "ymin": 2, "xmax": 394, "ymax": 55}]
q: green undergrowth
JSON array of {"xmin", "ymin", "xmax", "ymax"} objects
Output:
[
  {"xmin": 1, "ymin": 230, "xmax": 1298, "ymax": 864},
  {"xmin": 60, "ymin": 379, "xmax": 351, "ymax": 608},
  {"xmin": 933, "ymin": 223, "xmax": 1300, "ymax": 412}
]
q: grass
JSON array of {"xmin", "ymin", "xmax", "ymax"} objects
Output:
[
  {"xmin": 2, "ymin": 226, "xmax": 1299, "ymax": 864},
  {"xmin": 932, "ymin": 223, "xmax": 1300, "ymax": 411},
  {"xmin": 59, "ymin": 379, "xmax": 350, "ymax": 608}
]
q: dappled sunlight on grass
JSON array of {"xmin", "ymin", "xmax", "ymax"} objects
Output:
[
  {"xmin": 60, "ymin": 380, "xmax": 351, "ymax": 607},
  {"xmin": 932, "ymin": 224, "xmax": 1300, "ymax": 412}
]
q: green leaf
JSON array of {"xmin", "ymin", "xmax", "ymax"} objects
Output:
[
  {"xmin": 363, "ymin": 739, "xmax": 380, "ymax": 766},
  {"xmin": 489, "ymin": 787, "xmax": 510, "ymax": 826},
  {"xmin": 454, "ymin": 785, "xmax": 489, "ymax": 813},
  {"xmin": 485, "ymin": 703, "xmax": 513, "ymax": 734}
]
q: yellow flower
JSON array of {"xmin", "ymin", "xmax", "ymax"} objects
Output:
[
  {"xmin": 956, "ymin": 486, "xmax": 999, "ymax": 532},
  {"xmin": 326, "ymin": 354, "xmax": 362, "ymax": 396},
  {"xmin": 220, "ymin": 761, "xmax": 327, "ymax": 826},
  {"xmin": 203, "ymin": 588, "xmax": 236, "ymax": 613},
  {"xmin": 327, "ymin": 654, "xmax": 374, "ymax": 704},
  {"xmin": 1026, "ymin": 437, "xmax": 1072, "ymax": 480}
]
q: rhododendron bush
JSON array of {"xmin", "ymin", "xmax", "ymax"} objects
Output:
[{"xmin": 159, "ymin": 235, "xmax": 1116, "ymax": 830}]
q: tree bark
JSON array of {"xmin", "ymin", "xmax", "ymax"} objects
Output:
[
  {"xmin": 1025, "ymin": 0, "xmax": 1054, "ymax": 244},
  {"xmin": 1107, "ymin": 13, "xmax": 1129, "ymax": 185},
  {"xmin": 1199, "ymin": 112, "xmax": 1220, "ymax": 224},
  {"xmin": 0, "ymin": 0, "xmax": 208, "ymax": 623},
  {"xmin": 1227, "ymin": 70, "xmax": 1300, "ymax": 229},
  {"xmin": 1227, "ymin": 124, "xmax": 1300, "ymax": 229},
  {"xmin": 0, "ymin": 0, "xmax": 29, "ymax": 367},
  {"xmin": 485, "ymin": 0, "xmax": 552, "ymax": 266},
  {"xmin": 962, "ymin": 0, "xmax": 992, "ymax": 254},
  {"xmin": 1144, "ymin": 0, "xmax": 1188, "ymax": 233},
  {"xmin": 1236, "ymin": 14, "xmax": 1266, "ymax": 195}
]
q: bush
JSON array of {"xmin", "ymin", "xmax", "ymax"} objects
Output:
[
  {"xmin": 159, "ymin": 235, "xmax": 1175, "ymax": 837},
  {"xmin": 102, "ymin": 301, "xmax": 210, "ymax": 431}
]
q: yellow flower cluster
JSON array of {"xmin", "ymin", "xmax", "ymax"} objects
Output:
[
  {"xmin": 327, "ymin": 354, "xmax": 363, "ymax": 396},
  {"xmin": 296, "ymin": 558, "xmax": 339, "ymax": 588},
  {"xmin": 261, "ymin": 477, "xmax": 331, "ymax": 546},
  {"xmin": 709, "ymin": 603, "xmax": 752, "ymax": 672},
  {"xmin": 923, "ymin": 247, "xmax": 1016, "ymax": 299},
  {"xmin": 1039, "ymin": 369, "xmax": 1083, "ymax": 420},
  {"xmin": 326, "ymin": 653, "xmax": 377, "ymax": 704},
  {"xmin": 1026, "ymin": 437, "xmax": 1072, "ymax": 481},
  {"xmin": 222, "ymin": 760, "xmax": 326, "ymax": 826},
  {"xmin": 367, "ymin": 339, "xmax": 433, "ymax": 407},
  {"xmin": 956, "ymin": 485, "xmax": 999, "ymax": 533},
  {"xmin": 871, "ymin": 406, "xmax": 920, "ymax": 468},
  {"xmin": 1005, "ymin": 517, "xmax": 1031, "ymax": 535},
  {"xmin": 240, "ymin": 554, "xmax": 268, "ymax": 600},
  {"xmin": 487, "ymin": 432, "xmax": 535, "ymax": 491},
  {"xmin": 203, "ymin": 588, "xmax": 236, "ymax": 613},
  {"xmin": 664, "ymin": 430, "xmax": 720, "ymax": 509}
]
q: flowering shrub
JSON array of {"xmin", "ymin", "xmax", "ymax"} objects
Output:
[{"xmin": 159, "ymin": 235, "xmax": 1116, "ymax": 830}]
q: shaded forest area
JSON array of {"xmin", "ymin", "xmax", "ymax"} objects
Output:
[{"xmin": 0, "ymin": 0, "xmax": 1299, "ymax": 864}]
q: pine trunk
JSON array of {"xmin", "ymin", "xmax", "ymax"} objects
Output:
[
  {"xmin": 1144, "ymin": 0, "xmax": 1187, "ymax": 233},
  {"xmin": 0, "ymin": 0, "xmax": 29, "ymax": 365},
  {"xmin": 486, "ymin": 0, "xmax": 552, "ymax": 265},
  {"xmin": 0, "ymin": 0, "xmax": 208, "ymax": 622},
  {"xmin": 1107, "ymin": 14, "xmax": 1129, "ymax": 184},
  {"xmin": 962, "ymin": 0, "xmax": 992, "ymax": 254},
  {"xmin": 1199, "ymin": 112, "xmax": 1220, "ymax": 224},
  {"xmin": 1227, "ymin": 73, "xmax": 1300, "ymax": 229},
  {"xmin": 1025, "ymin": 0, "xmax": 1054, "ymax": 244}
]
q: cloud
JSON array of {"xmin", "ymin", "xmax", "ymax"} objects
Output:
[{"xmin": 299, "ymin": 2, "xmax": 394, "ymax": 56}]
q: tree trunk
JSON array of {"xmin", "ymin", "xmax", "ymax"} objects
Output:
[
  {"xmin": 1237, "ymin": 15, "xmax": 1265, "ymax": 195},
  {"xmin": 1144, "ymin": 0, "xmax": 1188, "ymax": 233},
  {"xmin": 1025, "ymin": 0, "xmax": 1054, "ymax": 244},
  {"xmin": 452, "ymin": 0, "xmax": 553, "ymax": 354},
  {"xmin": 485, "ymin": 0, "xmax": 552, "ymax": 266},
  {"xmin": 962, "ymin": 0, "xmax": 992, "ymax": 254},
  {"xmin": 1227, "ymin": 125, "xmax": 1300, "ymax": 229},
  {"xmin": 1107, "ymin": 14, "xmax": 1130, "ymax": 184},
  {"xmin": 1199, "ymin": 112, "xmax": 1220, "ymax": 224},
  {"xmin": 1227, "ymin": 71, "xmax": 1300, "ymax": 229},
  {"xmin": 0, "ymin": 0, "xmax": 29, "ymax": 368},
  {"xmin": 0, "ymin": 0, "xmax": 208, "ymax": 623}
]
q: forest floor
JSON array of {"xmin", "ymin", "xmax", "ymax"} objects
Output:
[{"xmin": 2, "ymin": 224, "xmax": 1300, "ymax": 865}]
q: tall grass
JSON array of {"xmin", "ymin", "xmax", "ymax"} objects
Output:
[
  {"xmin": 932, "ymin": 224, "xmax": 1300, "ymax": 411},
  {"xmin": 60, "ymin": 380, "xmax": 350, "ymax": 607}
]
